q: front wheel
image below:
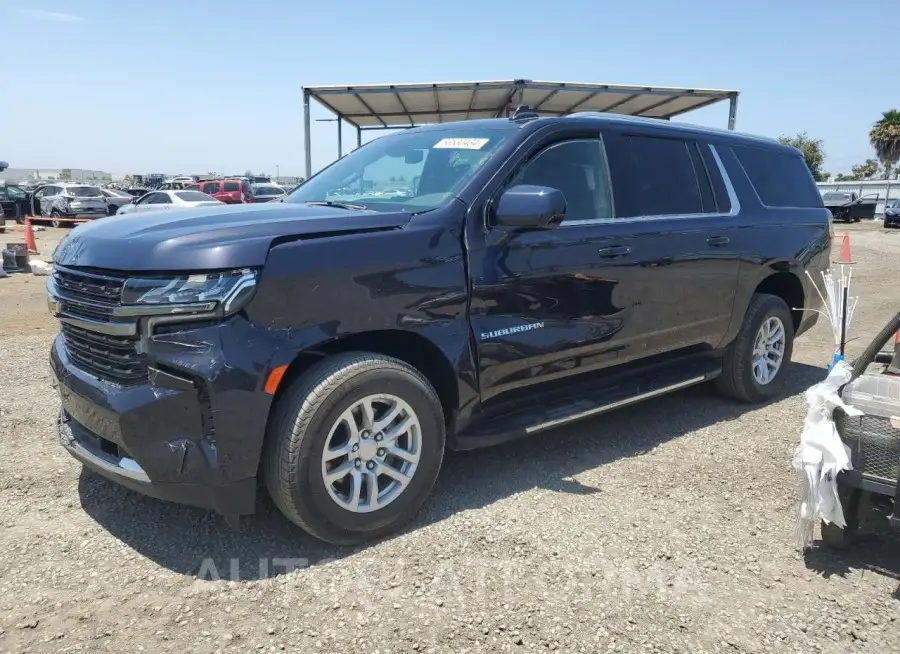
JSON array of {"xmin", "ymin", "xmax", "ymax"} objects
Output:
[
  {"xmin": 50, "ymin": 210, "xmax": 63, "ymax": 229},
  {"xmin": 715, "ymin": 293, "xmax": 795, "ymax": 403},
  {"xmin": 263, "ymin": 352, "xmax": 445, "ymax": 545}
]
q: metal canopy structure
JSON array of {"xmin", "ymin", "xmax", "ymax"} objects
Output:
[{"xmin": 302, "ymin": 79, "xmax": 740, "ymax": 178}]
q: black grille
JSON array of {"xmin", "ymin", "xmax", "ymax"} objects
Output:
[
  {"xmin": 54, "ymin": 267, "xmax": 126, "ymax": 324},
  {"xmin": 837, "ymin": 412, "xmax": 900, "ymax": 483},
  {"xmin": 61, "ymin": 323, "xmax": 147, "ymax": 386},
  {"xmin": 54, "ymin": 267, "xmax": 146, "ymax": 386}
]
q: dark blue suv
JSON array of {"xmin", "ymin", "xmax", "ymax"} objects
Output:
[{"xmin": 48, "ymin": 112, "xmax": 830, "ymax": 544}]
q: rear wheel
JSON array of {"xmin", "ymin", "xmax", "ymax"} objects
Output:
[
  {"xmin": 50, "ymin": 210, "xmax": 63, "ymax": 229},
  {"xmin": 263, "ymin": 352, "xmax": 445, "ymax": 545},
  {"xmin": 715, "ymin": 293, "xmax": 795, "ymax": 403}
]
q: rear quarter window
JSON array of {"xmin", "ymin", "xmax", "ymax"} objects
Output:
[
  {"xmin": 732, "ymin": 145, "xmax": 823, "ymax": 208},
  {"xmin": 224, "ymin": 181, "xmax": 240, "ymax": 192}
]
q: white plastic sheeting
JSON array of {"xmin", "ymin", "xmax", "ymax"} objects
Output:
[
  {"xmin": 793, "ymin": 360, "xmax": 863, "ymax": 549},
  {"xmin": 29, "ymin": 260, "xmax": 52, "ymax": 276}
]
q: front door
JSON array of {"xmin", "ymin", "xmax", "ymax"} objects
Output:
[{"xmin": 467, "ymin": 134, "xmax": 644, "ymax": 405}]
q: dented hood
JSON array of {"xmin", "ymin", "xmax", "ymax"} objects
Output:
[{"xmin": 52, "ymin": 202, "xmax": 411, "ymax": 271}]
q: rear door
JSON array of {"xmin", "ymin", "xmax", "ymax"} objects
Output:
[
  {"xmin": 599, "ymin": 129, "xmax": 742, "ymax": 354},
  {"xmin": 222, "ymin": 180, "xmax": 242, "ymax": 203},
  {"xmin": 40, "ymin": 185, "xmax": 61, "ymax": 215}
]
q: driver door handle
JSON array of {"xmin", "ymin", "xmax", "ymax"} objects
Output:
[{"xmin": 706, "ymin": 236, "xmax": 730, "ymax": 247}]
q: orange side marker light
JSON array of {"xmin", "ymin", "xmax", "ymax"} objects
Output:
[{"xmin": 265, "ymin": 364, "xmax": 289, "ymax": 395}]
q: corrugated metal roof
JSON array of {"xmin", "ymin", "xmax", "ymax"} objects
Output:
[{"xmin": 304, "ymin": 79, "xmax": 738, "ymax": 129}]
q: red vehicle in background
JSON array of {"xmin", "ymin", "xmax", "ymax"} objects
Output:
[{"xmin": 188, "ymin": 178, "xmax": 253, "ymax": 204}]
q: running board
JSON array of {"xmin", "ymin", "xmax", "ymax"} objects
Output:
[
  {"xmin": 525, "ymin": 374, "xmax": 708, "ymax": 434},
  {"xmin": 452, "ymin": 361, "xmax": 721, "ymax": 450}
]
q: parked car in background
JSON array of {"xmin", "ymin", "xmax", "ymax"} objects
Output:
[
  {"xmin": 31, "ymin": 183, "xmax": 108, "ymax": 228},
  {"xmin": 251, "ymin": 184, "xmax": 286, "ymax": 203},
  {"xmin": 187, "ymin": 178, "xmax": 253, "ymax": 204},
  {"xmin": 0, "ymin": 205, "xmax": 6, "ymax": 233},
  {"xmin": 116, "ymin": 189, "xmax": 224, "ymax": 216},
  {"xmin": 100, "ymin": 188, "xmax": 135, "ymax": 215},
  {"xmin": 124, "ymin": 187, "xmax": 151, "ymax": 198},
  {"xmin": 883, "ymin": 198, "xmax": 900, "ymax": 228},
  {"xmin": 821, "ymin": 190, "xmax": 877, "ymax": 222},
  {"xmin": 0, "ymin": 182, "xmax": 30, "ymax": 223}
]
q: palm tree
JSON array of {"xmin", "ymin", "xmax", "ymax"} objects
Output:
[{"xmin": 869, "ymin": 110, "xmax": 900, "ymax": 179}]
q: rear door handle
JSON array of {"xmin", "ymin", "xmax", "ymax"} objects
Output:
[
  {"xmin": 598, "ymin": 245, "xmax": 632, "ymax": 259},
  {"xmin": 706, "ymin": 236, "xmax": 730, "ymax": 247}
]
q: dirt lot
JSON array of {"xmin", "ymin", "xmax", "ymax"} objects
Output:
[{"xmin": 1, "ymin": 222, "xmax": 899, "ymax": 653}]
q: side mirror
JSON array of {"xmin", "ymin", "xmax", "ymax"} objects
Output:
[
  {"xmin": 131, "ymin": 197, "xmax": 139, "ymax": 204},
  {"xmin": 493, "ymin": 185, "xmax": 566, "ymax": 229}
]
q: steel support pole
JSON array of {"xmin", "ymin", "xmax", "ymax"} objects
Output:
[
  {"xmin": 357, "ymin": 126, "xmax": 362, "ymax": 149},
  {"xmin": 303, "ymin": 88, "xmax": 312, "ymax": 179},
  {"xmin": 727, "ymin": 93, "xmax": 739, "ymax": 131},
  {"xmin": 337, "ymin": 119, "xmax": 343, "ymax": 158}
]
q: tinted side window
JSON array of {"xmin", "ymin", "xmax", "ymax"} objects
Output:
[
  {"xmin": 698, "ymin": 144, "xmax": 732, "ymax": 213},
  {"xmin": 202, "ymin": 182, "xmax": 220, "ymax": 194},
  {"xmin": 509, "ymin": 138, "xmax": 614, "ymax": 223},
  {"xmin": 732, "ymin": 145, "xmax": 822, "ymax": 208},
  {"xmin": 224, "ymin": 181, "xmax": 240, "ymax": 192},
  {"xmin": 621, "ymin": 136, "xmax": 702, "ymax": 216}
]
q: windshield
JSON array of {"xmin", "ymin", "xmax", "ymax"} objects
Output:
[
  {"xmin": 255, "ymin": 186, "xmax": 283, "ymax": 196},
  {"xmin": 285, "ymin": 124, "xmax": 519, "ymax": 213},
  {"xmin": 67, "ymin": 186, "xmax": 103, "ymax": 197}
]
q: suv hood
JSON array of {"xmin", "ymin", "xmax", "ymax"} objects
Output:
[{"xmin": 53, "ymin": 202, "xmax": 412, "ymax": 271}]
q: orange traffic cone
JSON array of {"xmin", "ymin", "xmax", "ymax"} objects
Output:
[
  {"xmin": 24, "ymin": 217, "xmax": 39, "ymax": 255},
  {"xmin": 836, "ymin": 232, "xmax": 852, "ymax": 264}
]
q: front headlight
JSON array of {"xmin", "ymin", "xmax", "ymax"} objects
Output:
[{"xmin": 122, "ymin": 268, "xmax": 258, "ymax": 315}]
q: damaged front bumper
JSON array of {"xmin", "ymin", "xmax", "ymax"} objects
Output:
[{"xmin": 49, "ymin": 320, "xmax": 277, "ymax": 518}]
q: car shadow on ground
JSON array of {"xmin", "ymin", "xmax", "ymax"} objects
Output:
[{"xmin": 79, "ymin": 361, "xmax": 826, "ymax": 581}]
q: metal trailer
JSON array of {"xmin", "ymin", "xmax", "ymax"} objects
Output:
[
  {"xmin": 824, "ymin": 310, "xmax": 900, "ymax": 548},
  {"xmin": 300, "ymin": 79, "xmax": 740, "ymax": 179}
]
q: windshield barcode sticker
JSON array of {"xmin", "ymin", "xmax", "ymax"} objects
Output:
[{"xmin": 433, "ymin": 138, "xmax": 490, "ymax": 150}]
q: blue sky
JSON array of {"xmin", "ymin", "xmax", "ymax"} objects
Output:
[{"xmin": 1, "ymin": 0, "xmax": 896, "ymax": 177}]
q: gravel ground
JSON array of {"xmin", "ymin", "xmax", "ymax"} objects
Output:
[{"xmin": 1, "ymin": 222, "xmax": 899, "ymax": 653}]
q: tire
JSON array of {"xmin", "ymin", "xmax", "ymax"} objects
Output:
[
  {"xmin": 263, "ymin": 352, "xmax": 446, "ymax": 545},
  {"xmin": 50, "ymin": 210, "xmax": 63, "ymax": 229},
  {"xmin": 715, "ymin": 293, "xmax": 795, "ymax": 403},
  {"xmin": 108, "ymin": 205, "xmax": 119, "ymax": 216},
  {"xmin": 820, "ymin": 487, "xmax": 862, "ymax": 549}
]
